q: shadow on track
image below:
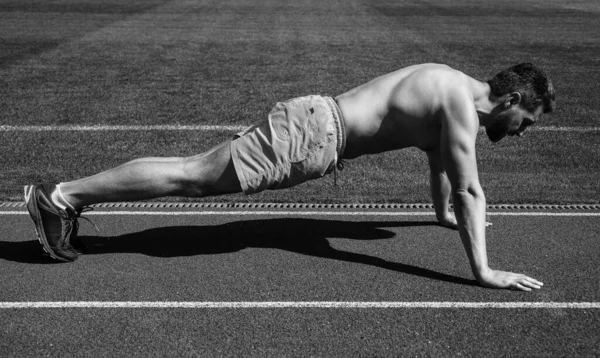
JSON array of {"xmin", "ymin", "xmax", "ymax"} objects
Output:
[{"xmin": 1, "ymin": 218, "xmax": 477, "ymax": 286}]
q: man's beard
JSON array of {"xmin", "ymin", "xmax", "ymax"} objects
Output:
[{"xmin": 486, "ymin": 114, "xmax": 512, "ymax": 143}]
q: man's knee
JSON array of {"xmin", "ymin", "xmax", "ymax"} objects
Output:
[{"xmin": 180, "ymin": 146, "xmax": 242, "ymax": 196}]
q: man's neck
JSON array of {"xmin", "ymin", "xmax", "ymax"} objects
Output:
[{"xmin": 470, "ymin": 80, "xmax": 504, "ymax": 125}]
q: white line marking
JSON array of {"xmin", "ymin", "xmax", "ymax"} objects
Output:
[
  {"xmin": 2, "ymin": 211, "xmax": 600, "ymax": 216},
  {"xmin": 4, "ymin": 211, "xmax": 435, "ymax": 216},
  {"xmin": 0, "ymin": 301, "xmax": 598, "ymax": 309},
  {"xmin": 531, "ymin": 126, "xmax": 600, "ymax": 132},
  {"xmin": 0, "ymin": 125, "xmax": 598, "ymax": 133},
  {"xmin": 487, "ymin": 212, "xmax": 600, "ymax": 216},
  {"xmin": 0, "ymin": 125, "xmax": 247, "ymax": 132}
]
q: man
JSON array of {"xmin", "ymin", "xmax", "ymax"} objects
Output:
[{"xmin": 25, "ymin": 62, "xmax": 554, "ymax": 291}]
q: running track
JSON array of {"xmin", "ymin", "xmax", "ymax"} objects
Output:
[{"xmin": 1, "ymin": 203, "xmax": 598, "ymax": 356}]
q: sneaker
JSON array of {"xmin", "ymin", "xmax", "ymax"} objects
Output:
[{"xmin": 24, "ymin": 183, "xmax": 81, "ymax": 262}]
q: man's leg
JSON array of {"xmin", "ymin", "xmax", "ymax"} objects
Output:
[
  {"xmin": 24, "ymin": 140, "xmax": 242, "ymax": 261},
  {"xmin": 60, "ymin": 140, "xmax": 242, "ymax": 210}
]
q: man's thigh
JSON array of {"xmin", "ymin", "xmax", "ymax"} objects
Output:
[{"xmin": 184, "ymin": 141, "xmax": 242, "ymax": 195}]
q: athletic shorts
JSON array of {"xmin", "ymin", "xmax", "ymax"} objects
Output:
[{"xmin": 230, "ymin": 95, "xmax": 346, "ymax": 194}]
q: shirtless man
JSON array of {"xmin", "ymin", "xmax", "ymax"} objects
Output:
[{"xmin": 25, "ymin": 62, "xmax": 555, "ymax": 291}]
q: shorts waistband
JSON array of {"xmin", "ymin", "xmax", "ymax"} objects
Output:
[{"xmin": 323, "ymin": 96, "xmax": 346, "ymax": 161}]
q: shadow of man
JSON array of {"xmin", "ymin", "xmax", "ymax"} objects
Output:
[{"xmin": 1, "ymin": 218, "xmax": 476, "ymax": 286}]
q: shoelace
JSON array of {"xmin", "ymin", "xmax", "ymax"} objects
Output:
[
  {"xmin": 333, "ymin": 159, "xmax": 345, "ymax": 186},
  {"xmin": 59, "ymin": 206, "xmax": 99, "ymax": 247},
  {"xmin": 76, "ymin": 207, "xmax": 100, "ymax": 232}
]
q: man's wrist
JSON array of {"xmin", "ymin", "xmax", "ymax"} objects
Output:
[
  {"xmin": 474, "ymin": 266, "xmax": 493, "ymax": 282},
  {"xmin": 434, "ymin": 206, "xmax": 449, "ymax": 220}
]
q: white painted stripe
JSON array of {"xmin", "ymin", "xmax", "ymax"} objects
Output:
[
  {"xmin": 0, "ymin": 124, "xmax": 247, "ymax": 132},
  {"xmin": 0, "ymin": 124, "xmax": 598, "ymax": 133},
  {"xmin": 531, "ymin": 126, "xmax": 600, "ymax": 132},
  {"xmin": 2, "ymin": 210, "xmax": 600, "ymax": 216},
  {"xmin": 6, "ymin": 210, "xmax": 435, "ymax": 216},
  {"xmin": 487, "ymin": 212, "xmax": 600, "ymax": 216},
  {"xmin": 0, "ymin": 301, "xmax": 598, "ymax": 309}
]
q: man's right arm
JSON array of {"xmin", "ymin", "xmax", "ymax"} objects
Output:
[{"xmin": 440, "ymin": 87, "xmax": 543, "ymax": 291}]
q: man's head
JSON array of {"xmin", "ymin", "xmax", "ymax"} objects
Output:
[{"xmin": 485, "ymin": 63, "xmax": 555, "ymax": 142}]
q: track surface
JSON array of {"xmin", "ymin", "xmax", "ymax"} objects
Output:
[{"xmin": 1, "ymin": 204, "xmax": 598, "ymax": 356}]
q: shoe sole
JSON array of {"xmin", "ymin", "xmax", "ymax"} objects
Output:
[{"xmin": 23, "ymin": 185, "xmax": 70, "ymax": 262}]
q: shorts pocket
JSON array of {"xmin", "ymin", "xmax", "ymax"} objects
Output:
[
  {"xmin": 269, "ymin": 97, "xmax": 332, "ymax": 163},
  {"xmin": 269, "ymin": 102, "xmax": 292, "ymax": 142}
]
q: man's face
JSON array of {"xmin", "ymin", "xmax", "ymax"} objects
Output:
[{"xmin": 486, "ymin": 104, "xmax": 543, "ymax": 143}]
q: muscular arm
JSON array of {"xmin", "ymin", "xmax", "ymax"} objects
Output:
[
  {"xmin": 426, "ymin": 149, "xmax": 457, "ymax": 229},
  {"xmin": 440, "ymin": 87, "xmax": 543, "ymax": 291}
]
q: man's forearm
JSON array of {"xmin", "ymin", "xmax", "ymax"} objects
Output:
[
  {"xmin": 453, "ymin": 188, "xmax": 490, "ymax": 280},
  {"xmin": 430, "ymin": 171, "xmax": 451, "ymax": 220}
]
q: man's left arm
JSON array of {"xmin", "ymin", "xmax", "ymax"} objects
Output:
[
  {"xmin": 427, "ymin": 149, "xmax": 457, "ymax": 229},
  {"xmin": 427, "ymin": 149, "xmax": 491, "ymax": 230}
]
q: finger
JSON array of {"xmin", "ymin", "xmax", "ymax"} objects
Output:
[
  {"xmin": 524, "ymin": 277, "xmax": 544, "ymax": 288},
  {"xmin": 514, "ymin": 283, "xmax": 532, "ymax": 292},
  {"xmin": 531, "ymin": 278, "xmax": 544, "ymax": 286},
  {"xmin": 520, "ymin": 279, "xmax": 542, "ymax": 290},
  {"xmin": 520, "ymin": 275, "xmax": 543, "ymax": 285}
]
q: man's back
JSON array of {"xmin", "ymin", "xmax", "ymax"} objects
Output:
[{"xmin": 336, "ymin": 63, "xmax": 478, "ymax": 158}]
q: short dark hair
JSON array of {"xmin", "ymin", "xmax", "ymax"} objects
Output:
[{"xmin": 487, "ymin": 63, "xmax": 555, "ymax": 113}]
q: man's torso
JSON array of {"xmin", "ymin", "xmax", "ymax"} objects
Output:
[{"xmin": 335, "ymin": 63, "xmax": 477, "ymax": 158}]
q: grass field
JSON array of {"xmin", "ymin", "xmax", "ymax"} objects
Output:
[{"xmin": 1, "ymin": 0, "xmax": 599, "ymax": 204}]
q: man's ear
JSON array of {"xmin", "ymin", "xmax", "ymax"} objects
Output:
[{"xmin": 505, "ymin": 92, "xmax": 522, "ymax": 108}]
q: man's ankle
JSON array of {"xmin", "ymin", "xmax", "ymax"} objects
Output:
[{"xmin": 50, "ymin": 183, "xmax": 78, "ymax": 212}]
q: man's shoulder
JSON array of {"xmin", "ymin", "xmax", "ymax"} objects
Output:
[
  {"xmin": 419, "ymin": 67, "xmax": 473, "ymax": 105},
  {"xmin": 407, "ymin": 63, "xmax": 464, "ymax": 79},
  {"xmin": 395, "ymin": 64, "xmax": 470, "ymax": 96},
  {"xmin": 393, "ymin": 64, "xmax": 472, "ymax": 109},
  {"xmin": 421, "ymin": 65, "xmax": 470, "ymax": 90},
  {"xmin": 408, "ymin": 66, "xmax": 479, "ymax": 132}
]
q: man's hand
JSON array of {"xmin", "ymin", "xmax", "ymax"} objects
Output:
[
  {"xmin": 438, "ymin": 212, "xmax": 459, "ymax": 229},
  {"xmin": 478, "ymin": 269, "xmax": 544, "ymax": 291},
  {"xmin": 438, "ymin": 212, "xmax": 492, "ymax": 230}
]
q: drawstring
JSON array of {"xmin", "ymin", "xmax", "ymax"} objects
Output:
[
  {"xmin": 326, "ymin": 96, "xmax": 346, "ymax": 187},
  {"xmin": 334, "ymin": 165, "xmax": 337, "ymax": 186},
  {"xmin": 334, "ymin": 154, "xmax": 345, "ymax": 186}
]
